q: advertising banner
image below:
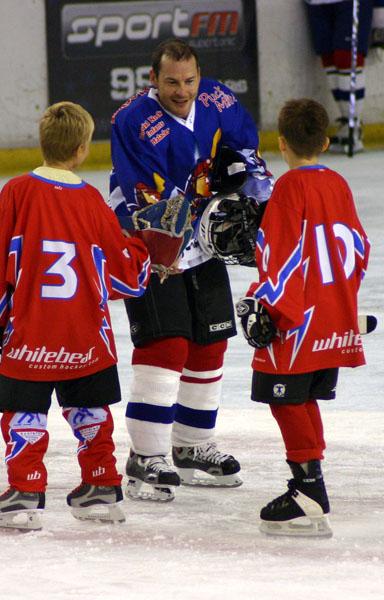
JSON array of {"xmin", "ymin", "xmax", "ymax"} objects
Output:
[{"xmin": 45, "ymin": 0, "xmax": 259, "ymax": 139}]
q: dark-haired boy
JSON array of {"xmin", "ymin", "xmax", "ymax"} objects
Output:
[{"xmin": 236, "ymin": 98, "xmax": 370, "ymax": 537}]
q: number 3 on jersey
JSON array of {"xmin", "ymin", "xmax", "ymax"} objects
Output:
[{"xmin": 41, "ymin": 240, "xmax": 77, "ymax": 299}]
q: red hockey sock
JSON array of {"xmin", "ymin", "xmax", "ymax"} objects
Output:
[
  {"xmin": 62, "ymin": 406, "xmax": 122, "ymax": 486},
  {"xmin": 132, "ymin": 336, "xmax": 189, "ymax": 372},
  {"xmin": 184, "ymin": 339, "xmax": 227, "ymax": 373},
  {"xmin": 270, "ymin": 402, "xmax": 325, "ymax": 463},
  {"xmin": 1, "ymin": 411, "xmax": 49, "ymax": 492},
  {"xmin": 306, "ymin": 399, "xmax": 326, "ymax": 454}
]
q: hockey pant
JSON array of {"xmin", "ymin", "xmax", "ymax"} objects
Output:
[
  {"xmin": 1, "ymin": 406, "xmax": 121, "ymax": 492},
  {"xmin": 126, "ymin": 337, "xmax": 227, "ymax": 456},
  {"xmin": 270, "ymin": 400, "xmax": 326, "ymax": 464}
]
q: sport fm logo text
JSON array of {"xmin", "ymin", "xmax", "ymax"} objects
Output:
[
  {"xmin": 5, "ymin": 345, "xmax": 99, "ymax": 370},
  {"xmin": 62, "ymin": 1, "xmax": 244, "ymax": 55},
  {"xmin": 312, "ymin": 330, "xmax": 363, "ymax": 353}
]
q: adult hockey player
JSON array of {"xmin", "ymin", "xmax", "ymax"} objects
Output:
[
  {"xmin": 109, "ymin": 38, "xmax": 274, "ymax": 501},
  {"xmin": 0, "ymin": 101, "xmax": 189, "ymax": 530},
  {"xmin": 236, "ymin": 98, "xmax": 370, "ymax": 537},
  {"xmin": 304, "ymin": 0, "xmax": 384, "ymax": 153}
]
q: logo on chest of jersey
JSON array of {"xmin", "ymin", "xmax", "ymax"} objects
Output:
[
  {"xmin": 5, "ymin": 345, "xmax": 96, "ymax": 366},
  {"xmin": 198, "ymin": 85, "xmax": 237, "ymax": 113},
  {"xmin": 312, "ymin": 330, "xmax": 363, "ymax": 353}
]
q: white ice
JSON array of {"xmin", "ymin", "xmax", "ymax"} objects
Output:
[{"xmin": 0, "ymin": 151, "xmax": 383, "ymax": 600}]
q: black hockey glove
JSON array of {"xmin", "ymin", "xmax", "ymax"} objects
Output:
[
  {"xmin": 235, "ymin": 297, "xmax": 276, "ymax": 348},
  {"xmin": 0, "ymin": 327, "xmax": 3, "ymax": 355}
]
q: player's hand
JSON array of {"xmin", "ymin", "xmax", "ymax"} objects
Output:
[
  {"xmin": 152, "ymin": 260, "xmax": 184, "ymax": 283},
  {"xmin": 235, "ymin": 297, "xmax": 276, "ymax": 348}
]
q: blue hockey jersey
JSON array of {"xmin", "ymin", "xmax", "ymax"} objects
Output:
[{"xmin": 109, "ymin": 79, "xmax": 273, "ymax": 268}]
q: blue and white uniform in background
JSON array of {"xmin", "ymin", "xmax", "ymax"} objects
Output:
[{"xmin": 304, "ymin": 0, "xmax": 384, "ymax": 151}]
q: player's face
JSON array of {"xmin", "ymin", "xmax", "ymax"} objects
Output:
[{"xmin": 150, "ymin": 56, "xmax": 200, "ymax": 119}]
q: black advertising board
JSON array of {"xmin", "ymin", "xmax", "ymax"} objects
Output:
[{"xmin": 45, "ymin": 0, "xmax": 259, "ymax": 139}]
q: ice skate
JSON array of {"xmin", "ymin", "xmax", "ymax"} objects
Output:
[
  {"xmin": 67, "ymin": 483, "xmax": 125, "ymax": 523},
  {"xmin": 259, "ymin": 460, "xmax": 332, "ymax": 538},
  {"xmin": 172, "ymin": 442, "xmax": 242, "ymax": 487},
  {"xmin": 328, "ymin": 117, "xmax": 364, "ymax": 154},
  {"xmin": 125, "ymin": 450, "xmax": 181, "ymax": 502},
  {"xmin": 0, "ymin": 487, "xmax": 45, "ymax": 531}
]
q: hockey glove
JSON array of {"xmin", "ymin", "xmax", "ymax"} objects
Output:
[
  {"xmin": 235, "ymin": 297, "xmax": 277, "ymax": 348},
  {"xmin": 118, "ymin": 195, "xmax": 193, "ymax": 269}
]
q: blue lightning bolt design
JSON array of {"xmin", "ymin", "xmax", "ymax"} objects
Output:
[
  {"xmin": 92, "ymin": 245, "xmax": 108, "ymax": 308},
  {"xmin": 8, "ymin": 235, "xmax": 23, "ymax": 284},
  {"xmin": 99, "ymin": 316, "xmax": 115, "ymax": 359},
  {"xmin": 286, "ymin": 306, "xmax": 315, "ymax": 370}
]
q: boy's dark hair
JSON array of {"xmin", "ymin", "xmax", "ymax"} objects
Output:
[
  {"xmin": 278, "ymin": 98, "xmax": 329, "ymax": 158},
  {"xmin": 151, "ymin": 38, "xmax": 200, "ymax": 76}
]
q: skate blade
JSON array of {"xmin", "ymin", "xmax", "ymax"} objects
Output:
[
  {"xmin": 0, "ymin": 509, "xmax": 43, "ymax": 531},
  {"xmin": 70, "ymin": 502, "xmax": 125, "ymax": 523},
  {"xmin": 126, "ymin": 478, "xmax": 175, "ymax": 502},
  {"xmin": 177, "ymin": 468, "xmax": 243, "ymax": 488},
  {"xmin": 260, "ymin": 515, "xmax": 333, "ymax": 538}
]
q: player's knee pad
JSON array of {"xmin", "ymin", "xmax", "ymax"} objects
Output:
[
  {"xmin": 132, "ymin": 337, "xmax": 189, "ymax": 372},
  {"xmin": 62, "ymin": 406, "xmax": 113, "ymax": 448},
  {"xmin": 1, "ymin": 411, "xmax": 48, "ymax": 464},
  {"xmin": 130, "ymin": 364, "xmax": 181, "ymax": 408}
]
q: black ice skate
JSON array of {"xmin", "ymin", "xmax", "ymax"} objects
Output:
[
  {"xmin": 172, "ymin": 442, "xmax": 242, "ymax": 487},
  {"xmin": 125, "ymin": 450, "xmax": 181, "ymax": 502},
  {"xmin": 259, "ymin": 460, "xmax": 332, "ymax": 538},
  {"xmin": 329, "ymin": 117, "xmax": 363, "ymax": 154},
  {"xmin": 0, "ymin": 487, "xmax": 45, "ymax": 531},
  {"xmin": 67, "ymin": 483, "xmax": 125, "ymax": 523}
]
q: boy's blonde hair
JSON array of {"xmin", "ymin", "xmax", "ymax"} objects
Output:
[{"xmin": 39, "ymin": 101, "xmax": 94, "ymax": 164}]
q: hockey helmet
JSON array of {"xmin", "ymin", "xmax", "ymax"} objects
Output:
[
  {"xmin": 198, "ymin": 193, "xmax": 265, "ymax": 267},
  {"xmin": 210, "ymin": 146, "xmax": 247, "ymax": 194}
]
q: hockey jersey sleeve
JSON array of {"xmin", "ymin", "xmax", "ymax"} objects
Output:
[
  {"xmin": 250, "ymin": 180, "xmax": 306, "ymax": 331},
  {"xmin": 0, "ymin": 181, "xmax": 14, "ymax": 329},
  {"xmin": 93, "ymin": 195, "xmax": 151, "ymax": 301},
  {"xmin": 218, "ymin": 86, "xmax": 274, "ymax": 204},
  {"xmin": 111, "ymin": 109, "xmax": 182, "ymax": 217}
]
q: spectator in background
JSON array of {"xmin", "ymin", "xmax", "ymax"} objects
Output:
[{"xmin": 304, "ymin": 0, "xmax": 384, "ymax": 153}]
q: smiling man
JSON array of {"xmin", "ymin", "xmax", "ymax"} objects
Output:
[
  {"xmin": 109, "ymin": 38, "xmax": 274, "ymax": 503},
  {"xmin": 150, "ymin": 49, "xmax": 200, "ymax": 119}
]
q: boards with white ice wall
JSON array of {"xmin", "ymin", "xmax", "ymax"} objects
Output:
[{"xmin": 1, "ymin": 0, "xmax": 384, "ymax": 150}]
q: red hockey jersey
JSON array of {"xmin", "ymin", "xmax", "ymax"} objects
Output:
[
  {"xmin": 0, "ymin": 169, "xmax": 151, "ymax": 380},
  {"xmin": 248, "ymin": 165, "xmax": 370, "ymax": 374}
]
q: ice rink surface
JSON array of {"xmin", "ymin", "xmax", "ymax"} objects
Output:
[{"xmin": 0, "ymin": 151, "xmax": 383, "ymax": 600}]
